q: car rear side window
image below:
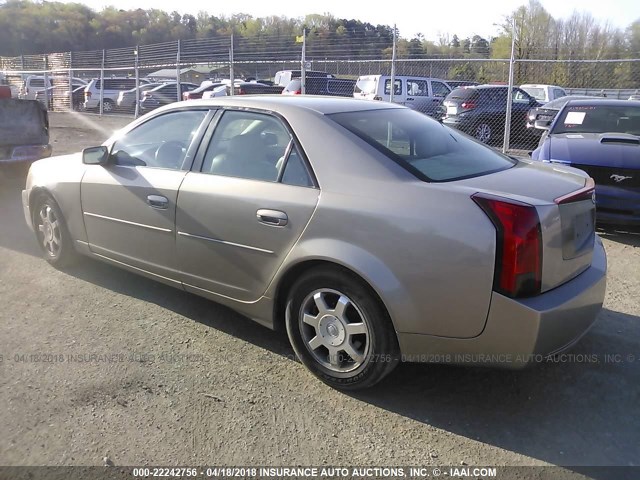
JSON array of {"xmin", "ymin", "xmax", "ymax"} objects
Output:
[{"xmin": 330, "ymin": 109, "xmax": 515, "ymax": 182}]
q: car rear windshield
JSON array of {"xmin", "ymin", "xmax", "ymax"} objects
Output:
[
  {"xmin": 552, "ymin": 104, "xmax": 640, "ymax": 135},
  {"xmin": 330, "ymin": 109, "xmax": 516, "ymax": 182},
  {"xmin": 446, "ymin": 87, "xmax": 479, "ymax": 100}
]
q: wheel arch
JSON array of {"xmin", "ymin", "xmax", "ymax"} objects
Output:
[{"xmin": 271, "ymin": 251, "xmax": 403, "ymax": 336}]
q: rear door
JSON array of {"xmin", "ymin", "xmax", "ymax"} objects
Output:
[
  {"xmin": 176, "ymin": 109, "xmax": 319, "ymax": 301},
  {"xmin": 81, "ymin": 109, "xmax": 212, "ymax": 279}
]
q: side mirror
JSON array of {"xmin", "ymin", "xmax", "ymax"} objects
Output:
[
  {"xmin": 82, "ymin": 146, "xmax": 110, "ymax": 165},
  {"xmin": 534, "ymin": 119, "xmax": 552, "ymax": 130}
]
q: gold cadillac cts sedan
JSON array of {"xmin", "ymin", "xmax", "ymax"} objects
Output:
[{"xmin": 22, "ymin": 96, "xmax": 606, "ymax": 389}]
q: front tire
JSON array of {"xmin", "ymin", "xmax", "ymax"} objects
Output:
[
  {"xmin": 33, "ymin": 194, "xmax": 78, "ymax": 268},
  {"xmin": 286, "ymin": 266, "xmax": 399, "ymax": 390}
]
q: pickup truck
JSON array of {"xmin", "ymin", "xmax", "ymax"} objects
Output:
[{"xmin": 1, "ymin": 99, "xmax": 52, "ymax": 177}]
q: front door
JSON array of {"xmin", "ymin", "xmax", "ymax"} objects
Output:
[{"xmin": 81, "ymin": 109, "xmax": 211, "ymax": 278}]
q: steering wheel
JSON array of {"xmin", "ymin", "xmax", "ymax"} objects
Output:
[{"xmin": 155, "ymin": 141, "xmax": 186, "ymax": 169}]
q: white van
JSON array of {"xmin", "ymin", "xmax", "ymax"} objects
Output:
[
  {"xmin": 19, "ymin": 75, "xmax": 87, "ymax": 100},
  {"xmin": 354, "ymin": 75, "xmax": 451, "ymax": 117},
  {"xmin": 519, "ymin": 84, "xmax": 566, "ymax": 104}
]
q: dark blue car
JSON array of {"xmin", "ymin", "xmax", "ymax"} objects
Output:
[{"xmin": 531, "ymin": 99, "xmax": 640, "ymax": 226}]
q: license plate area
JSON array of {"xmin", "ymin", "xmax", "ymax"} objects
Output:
[
  {"xmin": 446, "ymin": 106, "xmax": 458, "ymax": 115},
  {"xmin": 559, "ymin": 200, "xmax": 595, "ymax": 260}
]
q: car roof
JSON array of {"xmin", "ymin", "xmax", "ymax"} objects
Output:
[{"xmin": 159, "ymin": 95, "xmax": 405, "ymax": 115}]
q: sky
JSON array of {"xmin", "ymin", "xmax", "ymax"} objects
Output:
[{"xmin": 65, "ymin": 0, "xmax": 639, "ymax": 41}]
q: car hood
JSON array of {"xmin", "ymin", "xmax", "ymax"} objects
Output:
[{"xmin": 548, "ymin": 132, "xmax": 640, "ymax": 169}]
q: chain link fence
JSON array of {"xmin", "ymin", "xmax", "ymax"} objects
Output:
[{"xmin": 1, "ymin": 34, "xmax": 639, "ymax": 151}]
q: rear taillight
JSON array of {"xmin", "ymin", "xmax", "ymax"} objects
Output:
[
  {"xmin": 472, "ymin": 193, "xmax": 542, "ymax": 298},
  {"xmin": 85, "ymin": 91, "xmax": 91, "ymax": 99},
  {"xmin": 461, "ymin": 102, "xmax": 476, "ymax": 109},
  {"xmin": 237, "ymin": 87, "xmax": 245, "ymax": 95}
]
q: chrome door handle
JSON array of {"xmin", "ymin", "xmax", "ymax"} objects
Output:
[
  {"xmin": 147, "ymin": 195, "xmax": 169, "ymax": 209},
  {"xmin": 257, "ymin": 209, "xmax": 288, "ymax": 227}
]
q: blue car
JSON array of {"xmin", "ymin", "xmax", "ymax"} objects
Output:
[{"xmin": 531, "ymin": 99, "xmax": 640, "ymax": 226}]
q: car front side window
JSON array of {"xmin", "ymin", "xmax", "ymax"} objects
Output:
[{"xmin": 110, "ymin": 110, "xmax": 207, "ymax": 170}]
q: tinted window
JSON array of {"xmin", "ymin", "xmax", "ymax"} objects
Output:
[
  {"xmin": 281, "ymin": 145, "xmax": 312, "ymax": 187},
  {"xmin": 447, "ymin": 87, "xmax": 478, "ymax": 100},
  {"xmin": 330, "ymin": 109, "xmax": 515, "ymax": 182},
  {"xmin": 111, "ymin": 110, "xmax": 207, "ymax": 169},
  {"xmin": 552, "ymin": 104, "xmax": 640, "ymax": 135},
  {"xmin": 553, "ymin": 88, "xmax": 566, "ymax": 99},
  {"xmin": 202, "ymin": 110, "xmax": 291, "ymax": 182},
  {"xmin": 431, "ymin": 81, "xmax": 450, "ymax": 98},
  {"xmin": 513, "ymin": 89, "xmax": 532, "ymax": 103}
]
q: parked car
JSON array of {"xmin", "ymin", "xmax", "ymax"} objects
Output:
[
  {"xmin": 442, "ymin": 85, "xmax": 540, "ymax": 145},
  {"xmin": 445, "ymin": 80, "xmax": 479, "ymax": 88},
  {"xmin": 183, "ymin": 81, "xmax": 226, "ymax": 100},
  {"xmin": 84, "ymin": 77, "xmax": 151, "ymax": 113},
  {"xmin": 116, "ymin": 83, "xmax": 163, "ymax": 111},
  {"xmin": 520, "ymin": 84, "xmax": 566, "ymax": 104},
  {"xmin": 138, "ymin": 82, "xmax": 198, "ymax": 112},
  {"xmin": 1, "ymin": 99, "xmax": 51, "ymax": 175},
  {"xmin": 274, "ymin": 70, "xmax": 333, "ymax": 87},
  {"xmin": 22, "ymin": 96, "xmax": 606, "ymax": 389},
  {"xmin": 526, "ymin": 95, "xmax": 596, "ymax": 132},
  {"xmin": 35, "ymin": 83, "xmax": 86, "ymax": 110},
  {"xmin": 282, "ymin": 77, "xmax": 356, "ymax": 97},
  {"xmin": 354, "ymin": 75, "xmax": 452, "ymax": 117},
  {"xmin": 19, "ymin": 75, "xmax": 87, "ymax": 101},
  {"xmin": 531, "ymin": 99, "xmax": 640, "ymax": 225},
  {"xmin": 233, "ymin": 81, "xmax": 284, "ymax": 95}
]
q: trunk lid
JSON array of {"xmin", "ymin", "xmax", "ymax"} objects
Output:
[{"xmin": 456, "ymin": 160, "xmax": 596, "ymax": 293}]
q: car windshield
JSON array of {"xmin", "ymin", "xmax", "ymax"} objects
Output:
[
  {"xmin": 552, "ymin": 104, "xmax": 640, "ymax": 136},
  {"xmin": 330, "ymin": 108, "xmax": 516, "ymax": 182},
  {"xmin": 521, "ymin": 87, "xmax": 546, "ymax": 101}
]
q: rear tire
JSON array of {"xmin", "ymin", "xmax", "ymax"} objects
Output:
[
  {"xmin": 32, "ymin": 194, "xmax": 78, "ymax": 268},
  {"xmin": 474, "ymin": 122, "xmax": 492, "ymax": 144},
  {"xmin": 285, "ymin": 266, "xmax": 399, "ymax": 390}
]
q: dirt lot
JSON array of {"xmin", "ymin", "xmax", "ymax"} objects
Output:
[{"xmin": 0, "ymin": 112, "xmax": 639, "ymax": 477}]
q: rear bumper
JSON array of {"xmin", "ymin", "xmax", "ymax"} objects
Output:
[{"xmin": 398, "ymin": 236, "xmax": 607, "ymax": 368}]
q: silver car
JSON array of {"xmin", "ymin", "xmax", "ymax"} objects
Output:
[{"xmin": 22, "ymin": 97, "xmax": 607, "ymax": 390}]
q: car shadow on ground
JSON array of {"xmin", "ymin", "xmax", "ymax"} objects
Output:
[
  {"xmin": 349, "ymin": 306, "xmax": 639, "ymax": 479},
  {"xmin": 597, "ymin": 224, "xmax": 640, "ymax": 247},
  {"xmin": 62, "ymin": 256, "xmax": 640, "ymax": 479}
]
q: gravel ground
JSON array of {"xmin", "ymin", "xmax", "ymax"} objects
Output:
[{"xmin": 0, "ymin": 112, "xmax": 639, "ymax": 478}]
